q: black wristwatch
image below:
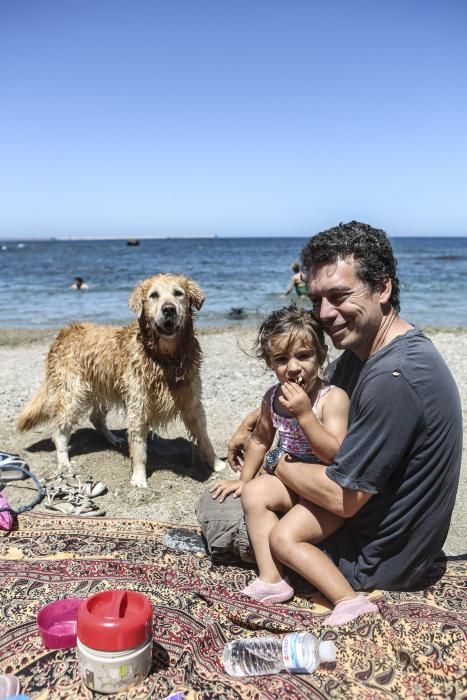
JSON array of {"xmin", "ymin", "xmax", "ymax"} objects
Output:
[{"xmin": 264, "ymin": 447, "xmax": 282, "ymax": 475}]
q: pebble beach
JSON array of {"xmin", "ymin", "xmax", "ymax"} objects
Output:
[{"xmin": 0, "ymin": 325, "xmax": 465, "ymax": 556}]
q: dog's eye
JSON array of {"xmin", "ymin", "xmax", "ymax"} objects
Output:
[
  {"xmin": 173, "ymin": 289, "xmax": 184, "ymax": 297},
  {"xmin": 149, "ymin": 291, "xmax": 159, "ymax": 299}
]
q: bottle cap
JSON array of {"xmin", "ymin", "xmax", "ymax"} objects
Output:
[{"xmin": 318, "ymin": 640, "xmax": 336, "ymax": 663}]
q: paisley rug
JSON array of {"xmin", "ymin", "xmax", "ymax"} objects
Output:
[{"xmin": 0, "ymin": 513, "xmax": 465, "ymax": 699}]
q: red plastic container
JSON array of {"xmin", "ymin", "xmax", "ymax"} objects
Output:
[
  {"xmin": 77, "ymin": 590, "xmax": 153, "ymax": 651},
  {"xmin": 37, "ymin": 598, "xmax": 84, "ymax": 649},
  {"xmin": 76, "ymin": 590, "xmax": 153, "ymax": 693}
]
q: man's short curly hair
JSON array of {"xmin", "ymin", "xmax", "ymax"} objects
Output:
[{"xmin": 300, "ymin": 221, "xmax": 400, "ymax": 311}]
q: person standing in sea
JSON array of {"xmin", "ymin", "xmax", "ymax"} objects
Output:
[
  {"xmin": 197, "ymin": 220, "xmax": 462, "ymax": 596},
  {"xmin": 283, "ymin": 262, "xmax": 308, "ymax": 299}
]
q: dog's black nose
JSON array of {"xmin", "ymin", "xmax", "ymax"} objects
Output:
[{"xmin": 162, "ymin": 302, "xmax": 177, "ymax": 318}]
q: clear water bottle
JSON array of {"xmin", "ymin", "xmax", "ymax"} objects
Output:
[{"xmin": 222, "ymin": 631, "xmax": 336, "ymax": 677}]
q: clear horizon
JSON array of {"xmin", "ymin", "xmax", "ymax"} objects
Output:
[
  {"xmin": 2, "ymin": 1, "xmax": 466, "ymax": 239},
  {"xmin": 2, "ymin": 233, "xmax": 467, "ymax": 242}
]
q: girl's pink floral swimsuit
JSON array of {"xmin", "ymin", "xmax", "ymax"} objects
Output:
[{"xmin": 265, "ymin": 383, "xmax": 335, "ymax": 471}]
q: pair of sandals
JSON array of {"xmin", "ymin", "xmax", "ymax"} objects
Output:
[{"xmin": 43, "ymin": 472, "xmax": 107, "ymax": 517}]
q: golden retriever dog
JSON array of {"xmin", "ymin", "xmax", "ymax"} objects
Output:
[{"xmin": 17, "ymin": 273, "xmax": 225, "ymax": 487}]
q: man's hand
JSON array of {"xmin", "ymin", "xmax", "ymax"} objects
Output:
[
  {"xmin": 209, "ymin": 479, "xmax": 245, "ymax": 502},
  {"xmin": 279, "ymin": 382, "xmax": 312, "ymax": 419}
]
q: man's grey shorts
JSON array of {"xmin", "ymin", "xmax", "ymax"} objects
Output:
[{"xmin": 195, "ymin": 488, "xmax": 256, "ymax": 565}]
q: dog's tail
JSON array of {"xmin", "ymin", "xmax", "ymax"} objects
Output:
[{"xmin": 17, "ymin": 384, "xmax": 49, "ymax": 432}]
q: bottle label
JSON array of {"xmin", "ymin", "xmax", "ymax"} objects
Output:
[{"xmin": 282, "ymin": 632, "xmax": 313, "ymax": 673}]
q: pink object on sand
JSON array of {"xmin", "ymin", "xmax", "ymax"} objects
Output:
[
  {"xmin": 0, "ymin": 492, "xmax": 13, "ymax": 531},
  {"xmin": 37, "ymin": 598, "xmax": 84, "ymax": 649}
]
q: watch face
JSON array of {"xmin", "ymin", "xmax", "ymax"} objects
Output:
[{"xmin": 265, "ymin": 447, "xmax": 282, "ymax": 472}]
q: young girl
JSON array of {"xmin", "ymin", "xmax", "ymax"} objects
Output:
[{"xmin": 210, "ymin": 304, "xmax": 378, "ymax": 625}]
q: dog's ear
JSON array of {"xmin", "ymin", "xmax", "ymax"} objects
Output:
[
  {"xmin": 128, "ymin": 281, "xmax": 146, "ymax": 318},
  {"xmin": 184, "ymin": 278, "xmax": 205, "ymax": 311}
]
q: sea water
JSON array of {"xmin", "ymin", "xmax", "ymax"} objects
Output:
[{"xmin": 0, "ymin": 236, "xmax": 466, "ymax": 329}]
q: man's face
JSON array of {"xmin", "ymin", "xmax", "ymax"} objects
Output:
[{"xmin": 307, "ymin": 256, "xmax": 387, "ymax": 359}]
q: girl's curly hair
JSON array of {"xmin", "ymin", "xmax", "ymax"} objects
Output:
[{"xmin": 254, "ymin": 302, "xmax": 328, "ymax": 367}]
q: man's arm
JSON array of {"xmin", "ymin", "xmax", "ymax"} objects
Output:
[
  {"xmin": 274, "ymin": 456, "xmax": 372, "ymax": 518},
  {"xmin": 227, "ymin": 407, "xmax": 260, "ymax": 471},
  {"xmin": 211, "ymin": 395, "xmax": 275, "ymax": 502}
]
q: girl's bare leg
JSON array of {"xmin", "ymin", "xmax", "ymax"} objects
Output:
[
  {"xmin": 271, "ymin": 501, "xmax": 355, "ymax": 602},
  {"xmin": 242, "ymin": 474, "xmax": 297, "ymax": 583},
  {"xmin": 270, "ymin": 501, "xmax": 378, "ymax": 623},
  {"xmin": 240, "ymin": 474, "xmax": 299, "ymax": 603}
]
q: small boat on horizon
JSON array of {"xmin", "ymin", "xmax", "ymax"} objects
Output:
[{"xmin": 127, "ymin": 239, "xmax": 140, "ymax": 246}]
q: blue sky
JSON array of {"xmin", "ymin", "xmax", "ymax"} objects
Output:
[{"xmin": 2, "ymin": 1, "xmax": 466, "ymax": 238}]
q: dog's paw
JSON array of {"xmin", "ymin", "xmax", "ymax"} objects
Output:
[
  {"xmin": 130, "ymin": 472, "xmax": 148, "ymax": 488},
  {"xmin": 213, "ymin": 458, "xmax": 226, "ymax": 472}
]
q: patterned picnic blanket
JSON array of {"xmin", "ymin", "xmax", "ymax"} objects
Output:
[{"xmin": 0, "ymin": 513, "xmax": 465, "ymax": 699}]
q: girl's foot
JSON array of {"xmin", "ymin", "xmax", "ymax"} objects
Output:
[
  {"xmin": 324, "ymin": 595, "xmax": 379, "ymax": 625},
  {"xmin": 241, "ymin": 577, "xmax": 294, "ymax": 605}
]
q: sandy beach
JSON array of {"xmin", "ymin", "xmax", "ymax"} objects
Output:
[{"xmin": 1, "ymin": 325, "xmax": 465, "ymax": 556}]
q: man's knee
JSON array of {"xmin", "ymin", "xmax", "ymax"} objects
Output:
[{"xmin": 195, "ymin": 486, "xmax": 255, "ymax": 565}]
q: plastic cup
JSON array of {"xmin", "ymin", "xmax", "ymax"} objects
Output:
[{"xmin": 37, "ymin": 598, "xmax": 84, "ymax": 649}]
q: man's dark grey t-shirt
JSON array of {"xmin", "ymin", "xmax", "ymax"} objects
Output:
[{"xmin": 324, "ymin": 328, "xmax": 462, "ymax": 590}]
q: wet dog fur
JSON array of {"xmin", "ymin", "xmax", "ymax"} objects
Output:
[{"xmin": 17, "ymin": 273, "xmax": 225, "ymax": 487}]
